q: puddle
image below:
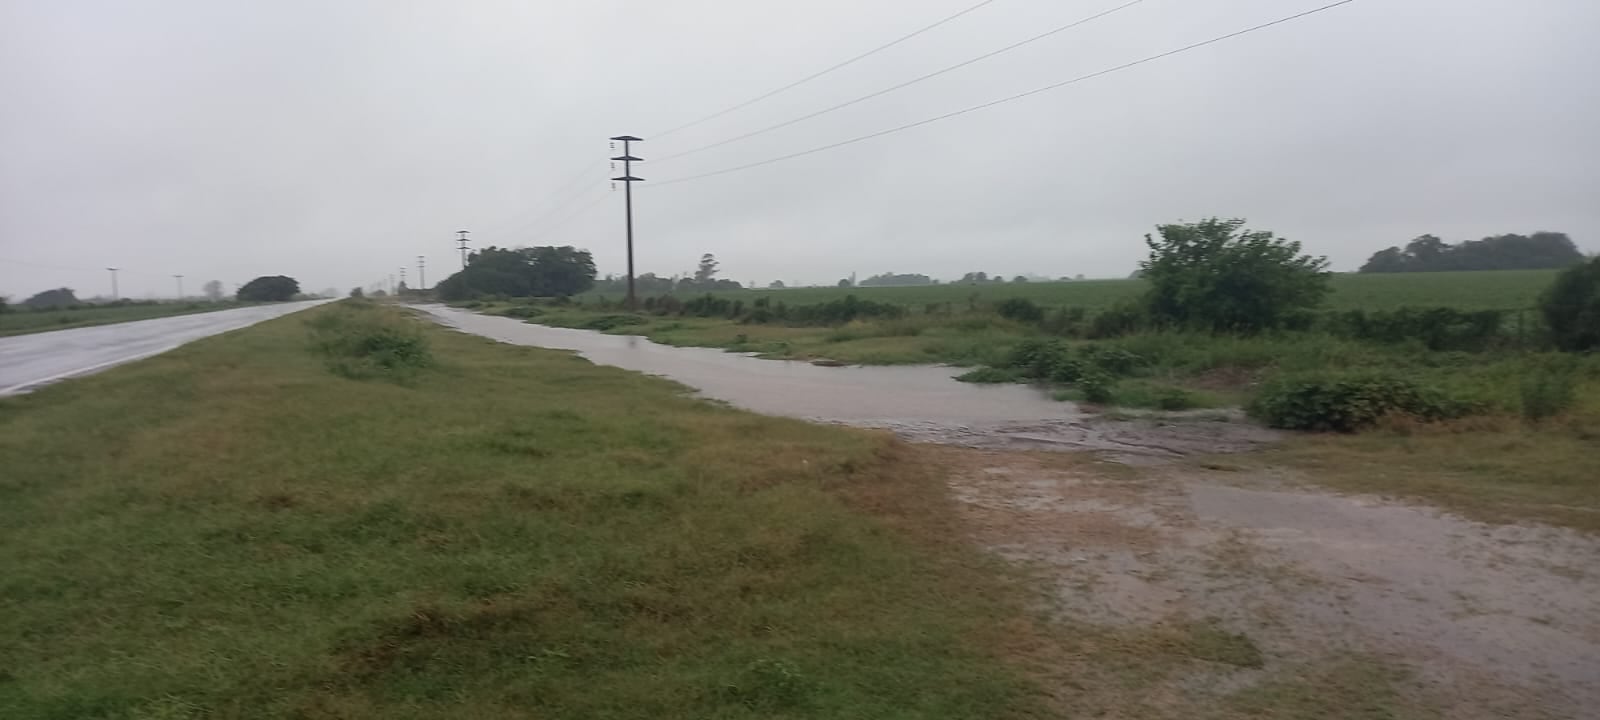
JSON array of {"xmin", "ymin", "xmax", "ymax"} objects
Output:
[{"xmin": 417, "ymin": 305, "xmax": 1279, "ymax": 458}]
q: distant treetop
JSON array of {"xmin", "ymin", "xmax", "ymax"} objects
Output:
[{"xmin": 1360, "ymin": 232, "xmax": 1582, "ymax": 273}]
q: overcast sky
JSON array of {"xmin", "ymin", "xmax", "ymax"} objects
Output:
[{"xmin": 2, "ymin": 0, "xmax": 1597, "ymax": 298}]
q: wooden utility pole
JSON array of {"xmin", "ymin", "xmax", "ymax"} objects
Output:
[{"xmin": 610, "ymin": 135, "xmax": 644, "ymax": 309}]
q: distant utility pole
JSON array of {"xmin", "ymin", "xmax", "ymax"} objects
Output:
[
  {"xmin": 399, "ymin": 267, "xmax": 407, "ymax": 293},
  {"xmin": 417, "ymin": 255, "xmax": 426, "ymax": 290},
  {"xmin": 107, "ymin": 267, "xmax": 119, "ymax": 299},
  {"xmin": 456, "ymin": 230, "xmax": 471, "ymax": 269},
  {"xmin": 389, "ymin": 274, "xmax": 395, "ymax": 295},
  {"xmin": 174, "ymin": 274, "xmax": 184, "ymax": 299},
  {"xmin": 610, "ymin": 135, "xmax": 644, "ymax": 309}
]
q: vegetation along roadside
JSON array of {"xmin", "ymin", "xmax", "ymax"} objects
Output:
[{"xmin": 0, "ymin": 300, "xmax": 1054, "ymax": 719}]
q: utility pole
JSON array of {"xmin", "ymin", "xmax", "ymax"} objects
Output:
[
  {"xmin": 107, "ymin": 267, "xmax": 119, "ymax": 300},
  {"xmin": 389, "ymin": 274, "xmax": 395, "ymax": 295},
  {"xmin": 399, "ymin": 267, "xmax": 407, "ymax": 294},
  {"xmin": 174, "ymin": 274, "xmax": 184, "ymax": 299},
  {"xmin": 417, "ymin": 255, "xmax": 426, "ymax": 290},
  {"xmin": 611, "ymin": 135, "xmax": 644, "ymax": 309},
  {"xmin": 456, "ymin": 230, "xmax": 471, "ymax": 269}
]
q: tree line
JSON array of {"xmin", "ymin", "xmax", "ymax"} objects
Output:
[{"xmin": 1360, "ymin": 232, "xmax": 1583, "ymax": 273}]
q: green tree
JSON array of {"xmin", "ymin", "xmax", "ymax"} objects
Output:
[
  {"xmin": 694, "ymin": 253, "xmax": 719, "ymax": 283},
  {"xmin": 1141, "ymin": 218, "xmax": 1330, "ymax": 333},
  {"xmin": 349, "ymin": 287, "xmax": 365, "ymax": 298},
  {"xmin": 202, "ymin": 280, "xmax": 224, "ymax": 301},
  {"xmin": 768, "ymin": 280, "xmax": 786, "ymax": 289},
  {"xmin": 434, "ymin": 245, "xmax": 595, "ymax": 301},
  {"xmin": 23, "ymin": 288, "xmax": 79, "ymax": 309},
  {"xmin": 1541, "ymin": 256, "xmax": 1600, "ymax": 351},
  {"xmin": 236, "ymin": 276, "xmax": 300, "ymax": 302}
]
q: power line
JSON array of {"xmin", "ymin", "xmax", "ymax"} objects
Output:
[
  {"xmin": 526, "ymin": 191, "xmax": 612, "ymax": 245},
  {"xmin": 475, "ymin": 160, "xmax": 608, "ymax": 240},
  {"xmin": 651, "ymin": 0, "xmax": 1003, "ymax": 139},
  {"xmin": 656, "ymin": 0, "xmax": 1148, "ymax": 164},
  {"xmin": 652, "ymin": 0, "xmax": 1360, "ymax": 189}
]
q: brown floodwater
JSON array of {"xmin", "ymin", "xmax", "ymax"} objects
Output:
[{"xmin": 416, "ymin": 304, "xmax": 1080, "ymax": 424}]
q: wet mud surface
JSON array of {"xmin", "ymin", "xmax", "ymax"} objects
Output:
[{"xmin": 944, "ymin": 449, "xmax": 1600, "ymax": 718}]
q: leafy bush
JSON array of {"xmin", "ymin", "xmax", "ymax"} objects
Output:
[
  {"xmin": 994, "ymin": 297, "xmax": 1045, "ymax": 324},
  {"xmin": 1141, "ymin": 217, "xmax": 1330, "ymax": 333},
  {"xmin": 1077, "ymin": 371, "xmax": 1115, "ymax": 404},
  {"xmin": 306, "ymin": 303, "xmax": 433, "ymax": 381},
  {"xmin": 1156, "ymin": 387, "xmax": 1197, "ymax": 411},
  {"xmin": 499, "ymin": 305, "xmax": 544, "ymax": 319},
  {"xmin": 955, "ymin": 366, "xmax": 1025, "ymax": 384},
  {"xmin": 1520, "ymin": 364, "xmax": 1578, "ymax": 422},
  {"xmin": 1087, "ymin": 301, "xmax": 1147, "ymax": 339},
  {"xmin": 1250, "ymin": 373, "xmax": 1477, "ymax": 432},
  {"xmin": 582, "ymin": 314, "xmax": 649, "ymax": 331},
  {"xmin": 1541, "ymin": 256, "xmax": 1600, "ymax": 351},
  {"xmin": 1323, "ymin": 307, "xmax": 1506, "ymax": 351}
]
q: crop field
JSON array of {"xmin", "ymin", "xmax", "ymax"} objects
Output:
[{"xmin": 590, "ymin": 269, "xmax": 1560, "ymax": 312}]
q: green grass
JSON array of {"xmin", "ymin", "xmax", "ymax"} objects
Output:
[
  {"xmin": 0, "ymin": 304, "xmax": 1046, "ymax": 719},
  {"xmin": 588, "ymin": 270, "xmax": 1559, "ymax": 313},
  {"xmin": 0, "ymin": 301, "xmax": 253, "ymax": 337}
]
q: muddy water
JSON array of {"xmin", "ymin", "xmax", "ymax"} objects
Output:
[
  {"xmin": 417, "ymin": 305, "xmax": 1279, "ymax": 457},
  {"xmin": 417, "ymin": 305, "xmax": 1078, "ymax": 423}
]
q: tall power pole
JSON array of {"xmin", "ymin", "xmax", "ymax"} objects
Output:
[
  {"xmin": 399, "ymin": 267, "xmax": 407, "ymax": 294},
  {"xmin": 610, "ymin": 135, "xmax": 644, "ymax": 309},
  {"xmin": 417, "ymin": 255, "xmax": 426, "ymax": 290},
  {"xmin": 106, "ymin": 267, "xmax": 119, "ymax": 300},
  {"xmin": 174, "ymin": 274, "xmax": 184, "ymax": 299},
  {"xmin": 456, "ymin": 230, "xmax": 471, "ymax": 269}
]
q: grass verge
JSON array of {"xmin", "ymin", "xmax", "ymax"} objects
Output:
[
  {"xmin": 0, "ymin": 303, "xmax": 1044, "ymax": 719},
  {"xmin": 0, "ymin": 301, "xmax": 254, "ymax": 337}
]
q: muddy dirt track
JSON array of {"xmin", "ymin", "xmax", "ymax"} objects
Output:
[{"xmin": 424, "ymin": 306, "xmax": 1599, "ymax": 718}]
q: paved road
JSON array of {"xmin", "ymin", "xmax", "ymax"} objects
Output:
[{"xmin": 0, "ymin": 300, "xmax": 330, "ymax": 396}]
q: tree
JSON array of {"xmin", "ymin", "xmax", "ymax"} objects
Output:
[
  {"xmin": 1360, "ymin": 231, "xmax": 1583, "ymax": 272},
  {"xmin": 768, "ymin": 280, "xmax": 786, "ymax": 289},
  {"xmin": 959, "ymin": 271, "xmax": 989, "ymax": 284},
  {"xmin": 23, "ymin": 288, "xmax": 79, "ymax": 309},
  {"xmin": 349, "ymin": 287, "xmax": 365, "ymax": 298},
  {"xmin": 237, "ymin": 276, "xmax": 300, "ymax": 302},
  {"xmin": 694, "ymin": 253, "xmax": 720, "ymax": 283},
  {"xmin": 836, "ymin": 278, "xmax": 852, "ymax": 288},
  {"xmin": 1541, "ymin": 256, "xmax": 1600, "ymax": 351},
  {"xmin": 1013, "ymin": 275, "xmax": 1029, "ymax": 283},
  {"xmin": 1141, "ymin": 218, "xmax": 1330, "ymax": 333},
  {"xmin": 860, "ymin": 272, "xmax": 933, "ymax": 287},
  {"xmin": 434, "ymin": 245, "xmax": 596, "ymax": 301},
  {"xmin": 201, "ymin": 280, "xmax": 224, "ymax": 301},
  {"xmin": 0, "ymin": 295, "xmax": 9, "ymax": 314}
]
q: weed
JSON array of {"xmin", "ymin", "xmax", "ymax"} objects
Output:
[{"xmin": 305, "ymin": 301, "xmax": 433, "ymax": 381}]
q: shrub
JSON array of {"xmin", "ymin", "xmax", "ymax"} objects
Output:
[
  {"xmin": 955, "ymin": 367, "xmax": 1024, "ymax": 384},
  {"xmin": 1520, "ymin": 364, "xmax": 1578, "ymax": 422},
  {"xmin": 1077, "ymin": 371, "xmax": 1115, "ymax": 404},
  {"xmin": 1088, "ymin": 302, "xmax": 1147, "ymax": 339},
  {"xmin": 1156, "ymin": 387, "xmax": 1197, "ymax": 411},
  {"xmin": 1323, "ymin": 307, "xmax": 1506, "ymax": 351},
  {"xmin": 1250, "ymin": 372, "xmax": 1477, "ymax": 432},
  {"xmin": 582, "ymin": 314, "xmax": 649, "ymax": 331},
  {"xmin": 1141, "ymin": 217, "xmax": 1330, "ymax": 333},
  {"xmin": 306, "ymin": 303, "xmax": 433, "ymax": 380},
  {"xmin": 1541, "ymin": 256, "xmax": 1600, "ymax": 351},
  {"xmin": 499, "ymin": 306, "xmax": 544, "ymax": 319},
  {"xmin": 994, "ymin": 297, "xmax": 1045, "ymax": 324}
]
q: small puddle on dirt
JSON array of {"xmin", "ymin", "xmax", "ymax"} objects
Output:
[{"xmin": 418, "ymin": 305, "xmax": 1277, "ymax": 457}]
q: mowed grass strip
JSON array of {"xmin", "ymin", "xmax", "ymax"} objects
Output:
[{"xmin": 0, "ymin": 304, "xmax": 1043, "ymax": 719}]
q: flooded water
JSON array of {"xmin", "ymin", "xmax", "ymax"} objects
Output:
[{"xmin": 416, "ymin": 305, "xmax": 1080, "ymax": 424}]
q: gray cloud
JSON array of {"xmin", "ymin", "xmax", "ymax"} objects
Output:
[{"xmin": 3, "ymin": 0, "xmax": 1597, "ymax": 298}]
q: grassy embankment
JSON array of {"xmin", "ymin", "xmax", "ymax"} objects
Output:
[
  {"xmin": 0, "ymin": 301, "xmax": 1459, "ymax": 718},
  {"xmin": 0, "ymin": 301, "xmax": 1047, "ymax": 718},
  {"xmin": 0, "ymin": 300, "xmax": 253, "ymax": 337}
]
